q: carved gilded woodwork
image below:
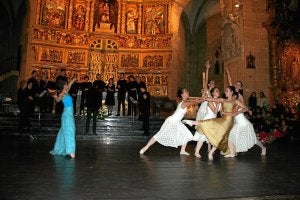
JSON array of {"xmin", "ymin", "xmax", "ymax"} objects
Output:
[{"xmin": 29, "ymin": 0, "xmax": 172, "ymax": 96}]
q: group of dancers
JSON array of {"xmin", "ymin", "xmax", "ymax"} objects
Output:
[{"xmin": 139, "ymin": 62, "xmax": 266, "ymax": 160}]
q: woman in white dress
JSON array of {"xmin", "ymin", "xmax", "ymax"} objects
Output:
[
  {"xmin": 193, "ymin": 87, "xmax": 221, "ymax": 158},
  {"xmin": 194, "ymin": 61, "xmax": 215, "ymax": 156},
  {"xmin": 139, "ymin": 88, "xmax": 205, "ymax": 155},
  {"xmin": 225, "ymin": 68, "xmax": 266, "ymax": 157}
]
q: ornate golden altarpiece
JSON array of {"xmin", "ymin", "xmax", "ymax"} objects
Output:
[{"xmin": 29, "ymin": 0, "xmax": 172, "ymax": 96}]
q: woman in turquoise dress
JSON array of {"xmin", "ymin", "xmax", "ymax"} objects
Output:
[{"xmin": 50, "ymin": 78, "xmax": 77, "ymax": 158}]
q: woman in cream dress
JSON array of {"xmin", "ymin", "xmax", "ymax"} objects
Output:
[{"xmin": 139, "ymin": 88, "xmax": 205, "ymax": 155}]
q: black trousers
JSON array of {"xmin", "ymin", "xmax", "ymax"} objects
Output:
[
  {"xmin": 117, "ymin": 93, "xmax": 126, "ymax": 115},
  {"xmin": 127, "ymin": 95, "xmax": 137, "ymax": 116},
  {"xmin": 19, "ymin": 107, "xmax": 30, "ymax": 130},
  {"xmin": 86, "ymin": 107, "xmax": 98, "ymax": 133},
  {"xmin": 142, "ymin": 114, "xmax": 150, "ymax": 135}
]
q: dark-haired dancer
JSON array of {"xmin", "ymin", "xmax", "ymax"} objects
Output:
[
  {"xmin": 225, "ymin": 68, "xmax": 266, "ymax": 157},
  {"xmin": 193, "ymin": 61, "xmax": 216, "ymax": 157},
  {"xmin": 50, "ymin": 78, "xmax": 77, "ymax": 158},
  {"xmin": 139, "ymin": 88, "xmax": 205, "ymax": 155},
  {"xmin": 183, "ymin": 86, "xmax": 248, "ymax": 160}
]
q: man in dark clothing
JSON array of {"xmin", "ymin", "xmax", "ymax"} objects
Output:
[
  {"xmin": 136, "ymin": 76, "xmax": 147, "ymax": 120},
  {"xmin": 93, "ymin": 73, "xmax": 106, "ymax": 108},
  {"xmin": 80, "ymin": 76, "xmax": 92, "ymax": 115},
  {"xmin": 27, "ymin": 70, "xmax": 39, "ymax": 99},
  {"xmin": 55, "ymin": 69, "xmax": 68, "ymax": 114},
  {"xmin": 116, "ymin": 73, "xmax": 127, "ymax": 116},
  {"xmin": 85, "ymin": 83, "xmax": 102, "ymax": 134},
  {"xmin": 17, "ymin": 80, "xmax": 31, "ymax": 131},
  {"xmin": 127, "ymin": 75, "xmax": 138, "ymax": 116},
  {"xmin": 139, "ymin": 86, "xmax": 151, "ymax": 136}
]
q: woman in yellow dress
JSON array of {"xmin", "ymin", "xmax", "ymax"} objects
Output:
[{"xmin": 183, "ymin": 86, "xmax": 249, "ymax": 160}]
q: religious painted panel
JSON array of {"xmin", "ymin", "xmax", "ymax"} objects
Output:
[
  {"xmin": 40, "ymin": 47, "xmax": 63, "ymax": 63},
  {"xmin": 143, "ymin": 55, "xmax": 164, "ymax": 67},
  {"xmin": 41, "ymin": 0, "xmax": 67, "ymax": 28},
  {"xmin": 93, "ymin": 0, "xmax": 118, "ymax": 33},
  {"xmin": 72, "ymin": 0, "xmax": 88, "ymax": 31},
  {"xmin": 120, "ymin": 54, "xmax": 139, "ymax": 68},
  {"xmin": 125, "ymin": 4, "xmax": 138, "ymax": 34},
  {"xmin": 144, "ymin": 5, "xmax": 166, "ymax": 34},
  {"xmin": 67, "ymin": 50, "xmax": 86, "ymax": 64},
  {"xmin": 117, "ymin": 35, "xmax": 172, "ymax": 49},
  {"xmin": 33, "ymin": 28, "xmax": 94, "ymax": 46}
]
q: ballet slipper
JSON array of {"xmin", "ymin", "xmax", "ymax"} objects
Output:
[
  {"xmin": 194, "ymin": 152, "xmax": 201, "ymax": 158},
  {"xmin": 69, "ymin": 153, "xmax": 75, "ymax": 158},
  {"xmin": 139, "ymin": 147, "xmax": 147, "ymax": 155},
  {"xmin": 208, "ymin": 153, "xmax": 213, "ymax": 160},
  {"xmin": 224, "ymin": 154, "xmax": 235, "ymax": 158},
  {"xmin": 182, "ymin": 120, "xmax": 194, "ymax": 126},
  {"xmin": 180, "ymin": 151, "xmax": 190, "ymax": 156},
  {"xmin": 261, "ymin": 147, "xmax": 266, "ymax": 156}
]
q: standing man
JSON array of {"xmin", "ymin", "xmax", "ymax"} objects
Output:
[
  {"xmin": 93, "ymin": 73, "xmax": 106, "ymax": 109},
  {"xmin": 85, "ymin": 83, "xmax": 102, "ymax": 134},
  {"xmin": 116, "ymin": 73, "xmax": 127, "ymax": 116},
  {"xmin": 136, "ymin": 76, "xmax": 146, "ymax": 120},
  {"xmin": 127, "ymin": 75, "xmax": 138, "ymax": 116},
  {"xmin": 80, "ymin": 75, "xmax": 92, "ymax": 115},
  {"xmin": 55, "ymin": 69, "xmax": 68, "ymax": 114},
  {"xmin": 139, "ymin": 85, "xmax": 151, "ymax": 136}
]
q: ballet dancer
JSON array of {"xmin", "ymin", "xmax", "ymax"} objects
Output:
[
  {"xmin": 225, "ymin": 68, "xmax": 266, "ymax": 157},
  {"xmin": 192, "ymin": 87, "xmax": 221, "ymax": 158},
  {"xmin": 50, "ymin": 78, "xmax": 77, "ymax": 158},
  {"xmin": 183, "ymin": 86, "xmax": 249, "ymax": 160},
  {"xmin": 139, "ymin": 88, "xmax": 205, "ymax": 155}
]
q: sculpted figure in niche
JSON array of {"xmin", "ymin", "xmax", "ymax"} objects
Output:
[
  {"xmin": 126, "ymin": 7, "xmax": 138, "ymax": 34},
  {"xmin": 72, "ymin": 5, "xmax": 86, "ymax": 31},
  {"xmin": 246, "ymin": 51, "xmax": 256, "ymax": 69},
  {"xmin": 93, "ymin": 0, "xmax": 118, "ymax": 32}
]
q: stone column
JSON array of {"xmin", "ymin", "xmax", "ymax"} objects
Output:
[
  {"xmin": 67, "ymin": 0, "xmax": 74, "ymax": 29},
  {"xmin": 90, "ymin": 0, "xmax": 95, "ymax": 31},
  {"xmin": 138, "ymin": 4, "xmax": 142, "ymax": 34},
  {"xmin": 85, "ymin": 0, "xmax": 91, "ymax": 32},
  {"xmin": 121, "ymin": 3, "xmax": 126, "ymax": 34},
  {"xmin": 35, "ymin": 0, "xmax": 41, "ymax": 25}
]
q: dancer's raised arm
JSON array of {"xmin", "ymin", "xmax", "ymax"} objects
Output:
[
  {"xmin": 202, "ymin": 60, "xmax": 211, "ymax": 96},
  {"xmin": 225, "ymin": 67, "xmax": 233, "ymax": 86}
]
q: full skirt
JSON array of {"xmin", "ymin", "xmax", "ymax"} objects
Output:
[
  {"xmin": 50, "ymin": 107, "xmax": 76, "ymax": 156},
  {"xmin": 154, "ymin": 118, "xmax": 193, "ymax": 148},
  {"xmin": 196, "ymin": 116, "xmax": 233, "ymax": 152},
  {"xmin": 229, "ymin": 114, "xmax": 257, "ymax": 152}
]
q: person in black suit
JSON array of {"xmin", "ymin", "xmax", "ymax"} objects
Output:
[
  {"xmin": 136, "ymin": 76, "xmax": 146, "ymax": 120},
  {"xmin": 139, "ymin": 85, "xmax": 151, "ymax": 136},
  {"xmin": 127, "ymin": 75, "xmax": 138, "ymax": 116},
  {"xmin": 116, "ymin": 73, "xmax": 127, "ymax": 116},
  {"xmin": 85, "ymin": 83, "xmax": 102, "ymax": 134},
  {"xmin": 80, "ymin": 75, "xmax": 92, "ymax": 115},
  {"xmin": 93, "ymin": 73, "xmax": 106, "ymax": 109},
  {"xmin": 55, "ymin": 69, "xmax": 68, "ymax": 114},
  {"xmin": 17, "ymin": 80, "xmax": 31, "ymax": 131}
]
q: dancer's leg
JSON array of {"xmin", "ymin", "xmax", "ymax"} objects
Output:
[
  {"xmin": 224, "ymin": 141, "xmax": 236, "ymax": 157},
  {"xmin": 180, "ymin": 143, "xmax": 190, "ymax": 155},
  {"xmin": 208, "ymin": 146, "xmax": 217, "ymax": 160},
  {"xmin": 256, "ymin": 140, "xmax": 266, "ymax": 156},
  {"xmin": 139, "ymin": 137, "xmax": 157, "ymax": 154},
  {"xmin": 194, "ymin": 141, "xmax": 203, "ymax": 158}
]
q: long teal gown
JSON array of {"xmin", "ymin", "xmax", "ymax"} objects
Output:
[{"xmin": 50, "ymin": 94, "xmax": 76, "ymax": 156}]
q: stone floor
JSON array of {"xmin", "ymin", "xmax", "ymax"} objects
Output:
[{"xmin": 0, "ymin": 135, "xmax": 300, "ymax": 200}]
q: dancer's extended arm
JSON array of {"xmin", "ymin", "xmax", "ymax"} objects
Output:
[
  {"xmin": 225, "ymin": 67, "xmax": 233, "ymax": 86},
  {"xmin": 181, "ymin": 97, "xmax": 206, "ymax": 108}
]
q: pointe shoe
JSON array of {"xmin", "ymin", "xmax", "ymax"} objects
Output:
[
  {"xmin": 182, "ymin": 120, "xmax": 194, "ymax": 126},
  {"xmin": 69, "ymin": 153, "xmax": 75, "ymax": 158},
  {"xmin": 208, "ymin": 153, "xmax": 213, "ymax": 160},
  {"xmin": 194, "ymin": 153, "xmax": 201, "ymax": 158},
  {"xmin": 180, "ymin": 151, "xmax": 190, "ymax": 156},
  {"xmin": 261, "ymin": 147, "xmax": 266, "ymax": 156},
  {"xmin": 139, "ymin": 147, "xmax": 146, "ymax": 155},
  {"xmin": 224, "ymin": 154, "xmax": 235, "ymax": 158}
]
